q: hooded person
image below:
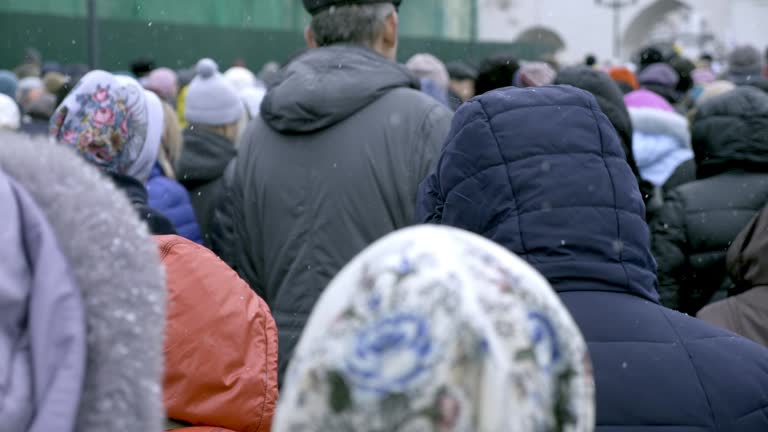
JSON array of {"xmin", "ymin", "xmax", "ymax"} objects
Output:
[
  {"xmin": 0, "ymin": 130, "xmax": 166, "ymax": 432},
  {"xmin": 417, "ymin": 85, "xmax": 768, "ymax": 431},
  {"xmin": 145, "ymin": 67, "xmax": 179, "ymax": 104},
  {"xmin": 624, "ymin": 89, "xmax": 693, "ymax": 189},
  {"xmin": 637, "ymin": 63, "xmax": 681, "ymax": 105},
  {"xmin": 176, "ymin": 58, "xmax": 243, "ymax": 246},
  {"xmin": 652, "ymin": 86, "xmax": 768, "ymax": 314},
  {"xmin": 230, "ymin": 0, "xmax": 452, "ymax": 382},
  {"xmin": 274, "ymin": 226, "xmax": 595, "ymax": 432},
  {"xmin": 0, "ymin": 93, "xmax": 21, "ymax": 131},
  {"xmin": 50, "ymin": 70, "xmax": 175, "ymax": 235},
  {"xmin": 697, "ymin": 205, "xmax": 768, "ymax": 348},
  {"xmin": 147, "ymin": 102, "xmax": 203, "ymax": 244},
  {"xmin": 158, "ymin": 235, "xmax": 278, "ymax": 432},
  {"xmin": 0, "ymin": 69, "xmax": 19, "ymax": 99}
]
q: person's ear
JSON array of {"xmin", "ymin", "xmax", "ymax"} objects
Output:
[
  {"xmin": 381, "ymin": 10, "xmax": 399, "ymax": 55},
  {"xmin": 304, "ymin": 26, "xmax": 318, "ymax": 49}
]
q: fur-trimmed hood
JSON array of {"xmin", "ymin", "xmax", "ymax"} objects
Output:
[
  {"xmin": 0, "ymin": 131, "xmax": 166, "ymax": 432},
  {"xmin": 628, "ymin": 107, "xmax": 690, "ymax": 149}
]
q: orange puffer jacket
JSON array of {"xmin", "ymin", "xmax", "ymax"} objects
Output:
[{"xmin": 156, "ymin": 235, "xmax": 278, "ymax": 432}]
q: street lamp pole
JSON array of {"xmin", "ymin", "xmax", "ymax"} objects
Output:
[{"xmin": 596, "ymin": 0, "xmax": 637, "ymax": 59}]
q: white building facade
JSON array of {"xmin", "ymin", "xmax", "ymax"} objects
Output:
[{"xmin": 476, "ymin": 0, "xmax": 768, "ymax": 63}]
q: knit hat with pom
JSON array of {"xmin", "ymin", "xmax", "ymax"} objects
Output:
[{"xmin": 184, "ymin": 59, "xmax": 243, "ymax": 126}]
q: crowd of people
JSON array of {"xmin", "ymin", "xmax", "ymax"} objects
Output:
[{"xmin": 2, "ymin": 0, "xmax": 768, "ymax": 431}]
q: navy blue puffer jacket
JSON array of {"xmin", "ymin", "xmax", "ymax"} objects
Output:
[
  {"xmin": 418, "ymin": 85, "xmax": 768, "ymax": 431},
  {"xmin": 147, "ymin": 164, "xmax": 203, "ymax": 244}
]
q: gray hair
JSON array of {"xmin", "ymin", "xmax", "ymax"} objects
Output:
[{"xmin": 310, "ymin": 2, "xmax": 395, "ymax": 48}]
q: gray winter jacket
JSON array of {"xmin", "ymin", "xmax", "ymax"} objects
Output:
[
  {"xmin": 0, "ymin": 131, "xmax": 167, "ymax": 432},
  {"xmin": 231, "ymin": 45, "xmax": 452, "ymax": 380}
]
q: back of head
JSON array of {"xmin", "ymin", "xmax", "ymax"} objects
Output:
[
  {"xmin": 307, "ymin": 1, "xmax": 397, "ymax": 49},
  {"xmin": 728, "ymin": 44, "xmax": 763, "ymax": 84},
  {"xmin": 184, "ymin": 59, "xmax": 243, "ymax": 127},
  {"xmin": 274, "ymin": 225, "xmax": 594, "ymax": 431},
  {"xmin": 692, "ymin": 86, "xmax": 768, "ymax": 177},
  {"xmin": 585, "ymin": 54, "xmax": 597, "ymax": 67},
  {"xmin": 669, "ymin": 56, "xmax": 696, "ymax": 93},
  {"xmin": 608, "ymin": 66, "xmax": 639, "ymax": 93},
  {"xmin": 131, "ymin": 58, "xmax": 155, "ymax": 78},
  {"xmin": 0, "ymin": 70, "xmax": 18, "ymax": 99},
  {"xmin": 637, "ymin": 63, "xmax": 679, "ymax": 89},
  {"xmin": 419, "ymin": 85, "xmax": 657, "ymax": 300},
  {"xmin": 145, "ymin": 67, "xmax": 179, "ymax": 102},
  {"xmin": 0, "ymin": 130, "xmax": 166, "ymax": 432},
  {"xmin": 0, "ymin": 94, "xmax": 20, "ymax": 130},
  {"xmin": 43, "ymin": 71, "xmax": 70, "ymax": 95},
  {"xmin": 475, "ymin": 53, "xmax": 520, "ymax": 95},
  {"xmin": 638, "ymin": 46, "xmax": 664, "ymax": 70},
  {"xmin": 513, "ymin": 62, "xmax": 556, "ymax": 88},
  {"xmin": 223, "ymin": 66, "xmax": 257, "ymax": 91},
  {"xmin": 157, "ymin": 235, "xmax": 278, "ymax": 431},
  {"xmin": 406, "ymin": 53, "xmax": 449, "ymax": 90},
  {"xmin": 50, "ymin": 70, "xmax": 161, "ymax": 182},
  {"xmin": 555, "ymin": 67, "xmax": 635, "ymax": 161},
  {"xmin": 446, "ymin": 60, "xmax": 478, "ymax": 81}
]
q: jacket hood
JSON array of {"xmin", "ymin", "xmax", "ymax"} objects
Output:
[
  {"xmin": 727, "ymin": 205, "xmax": 768, "ymax": 290},
  {"xmin": 692, "ymin": 86, "xmax": 768, "ymax": 178},
  {"xmin": 418, "ymin": 85, "xmax": 659, "ymax": 302},
  {"xmin": 0, "ymin": 131, "xmax": 166, "ymax": 432},
  {"xmin": 629, "ymin": 107, "xmax": 690, "ymax": 149},
  {"xmin": 261, "ymin": 45, "xmax": 419, "ymax": 133},
  {"xmin": 177, "ymin": 128, "xmax": 236, "ymax": 184},
  {"xmin": 158, "ymin": 235, "xmax": 278, "ymax": 432}
]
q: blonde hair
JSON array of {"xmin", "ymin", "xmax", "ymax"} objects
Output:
[
  {"xmin": 189, "ymin": 121, "xmax": 240, "ymax": 144},
  {"xmin": 159, "ymin": 102, "xmax": 183, "ymax": 179}
]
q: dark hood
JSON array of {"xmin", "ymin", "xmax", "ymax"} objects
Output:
[
  {"xmin": 177, "ymin": 128, "xmax": 236, "ymax": 184},
  {"xmin": 260, "ymin": 45, "xmax": 419, "ymax": 133},
  {"xmin": 418, "ymin": 85, "xmax": 658, "ymax": 302},
  {"xmin": 692, "ymin": 86, "xmax": 768, "ymax": 178},
  {"xmin": 727, "ymin": 205, "xmax": 768, "ymax": 291}
]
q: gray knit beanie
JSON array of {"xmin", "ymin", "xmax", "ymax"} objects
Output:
[
  {"xmin": 727, "ymin": 45, "xmax": 763, "ymax": 84},
  {"xmin": 184, "ymin": 59, "xmax": 243, "ymax": 125}
]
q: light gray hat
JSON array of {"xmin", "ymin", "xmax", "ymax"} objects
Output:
[{"xmin": 184, "ymin": 58, "xmax": 243, "ymax": 126}]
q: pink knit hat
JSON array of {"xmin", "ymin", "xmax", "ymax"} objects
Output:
[{"xmin": 624, "ymin": 89, "xmax": 675, "ymax": 112}]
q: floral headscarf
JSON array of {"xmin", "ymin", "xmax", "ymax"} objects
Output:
[
  {"xmin": 274, "ymin": 226, "xmax": 595, "ymax": 432},
  {"xmin": 50, "ymin": 70, "xmax": 161, "ymax": 182}
]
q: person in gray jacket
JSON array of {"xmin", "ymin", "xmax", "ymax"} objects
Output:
[{"xmin": 229, "ymin": 0, "xmax": 453, "ymax": 381}]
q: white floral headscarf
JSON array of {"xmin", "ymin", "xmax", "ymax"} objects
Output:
[
  {"xmin": 274, "ymin": 226, "xmax": 595, "ymax": 432},
  {"xmin": 50, "ymin": 71, "xmax": 161, "ymax": 182}
]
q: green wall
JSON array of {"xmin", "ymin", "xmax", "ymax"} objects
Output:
[
  {"xmin": 0, "ymin": 0, "xmax": 475, "ymax": 39},
  {"xmin": 0, "ymin": 11, "xmax": 552, "ymax": 71}
]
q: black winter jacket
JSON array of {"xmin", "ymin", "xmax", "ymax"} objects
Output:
[{"xmin": 652, "ymin": 87, "xmax": 768, "ymax": 314}]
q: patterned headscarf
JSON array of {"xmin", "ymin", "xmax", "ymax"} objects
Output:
[
  {"xmin": 50, "ymin": 70, "xmax": 161, "ymax": 182},
  {"xmin": 274, "ymin": 226, "xmax": 595, "ymax": 432}
]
